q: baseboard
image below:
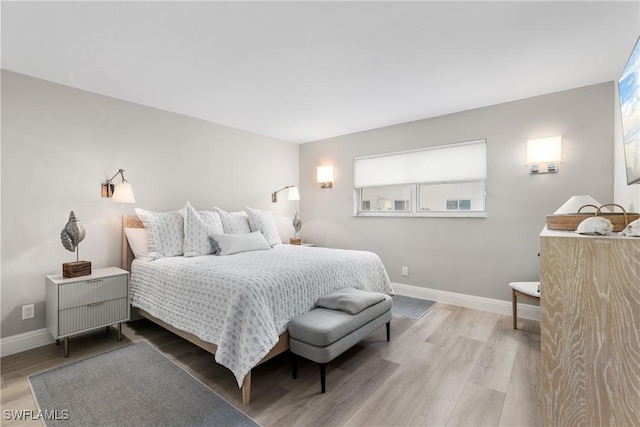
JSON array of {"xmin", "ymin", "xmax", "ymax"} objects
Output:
[
  {"xmin": 1, "ymin": 328, "xmax": 55, "ymax": 357},
  {"xmin": 392, "ymin": 282, "xmax": 540, "ymax": 321}
]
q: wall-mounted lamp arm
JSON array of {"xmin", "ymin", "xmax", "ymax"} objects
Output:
[
  {"xmin": 102, "ymin": 169, "xmax": 135, "ymax": 203},
  {"xmin": 102, "ymin": 169, "xmax": 127, "ymax": 197},
  {"xmin": 273, "ymin": 185, "xmax": 294, "ymax": 194},
  {"xmin": 107, "ymin": 168, "xmax": 128, "ymax": 184},
  {"xmin": 272, "ymin": 185, "xmax": 293, "ymax": 203},
  {"xmin": 272, "ymin": 185, "xmax": 300, "ymax": 203}
]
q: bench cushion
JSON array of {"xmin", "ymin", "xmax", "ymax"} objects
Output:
[
  {"xmin": 290, "ymin": 310, "xmax": 391, "ymax": 364},
  {"xmin": 288, "ymin": 295, "xmax": 392, "ymax": 347}
]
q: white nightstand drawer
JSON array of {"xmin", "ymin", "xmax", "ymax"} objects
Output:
[
  {"xmin": 58, "ymin": 297, "xmax": 128, "ymax": 336},
  {"xmin": 59, "ymin": 275, "xmax": 128, "ymax": 310}
]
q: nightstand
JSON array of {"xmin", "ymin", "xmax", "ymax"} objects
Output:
[{"xmin": 46, "ymin": 267, "xmax": 130, "ymax": 357}]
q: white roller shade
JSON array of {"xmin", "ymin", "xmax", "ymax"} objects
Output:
[{"xmin": 354, "ymin": 139, "xmax": 486, "ymax": 188}]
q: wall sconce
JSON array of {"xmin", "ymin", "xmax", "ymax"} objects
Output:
[
  {"xmin": 317, "ymin": 165, "xmax": 334, "ymax": 188},
  {"xmin": 102, "ymin": 169, "xmax": 136, "ymax": 203},
  {"xmin": 527, "ymin": 136, "xmax": 562, "ymax": 174},
  {"xmin": 272, "ymin": 185, "xmax": 300, "ymax": 203}
]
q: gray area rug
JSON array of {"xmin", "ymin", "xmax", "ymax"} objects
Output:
[
  {"xmin": 392, "ymin": 295, "xmax": 436, "ymax": 319},
  {"xmin": 29, "ymin": 341, "xmax": 258, "ymax": 427}
]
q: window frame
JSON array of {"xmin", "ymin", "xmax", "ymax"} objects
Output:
[{"xmin": 353, "ymin": 140, "xmax": 487, "ymax": 218}]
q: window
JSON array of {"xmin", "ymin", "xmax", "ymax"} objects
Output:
[
  {"xmin": 354, "ymin": 139, "xmax": 487, "ymax": 217},
  {"xmin": 358, "ymin": 185, "xmax": 412, "ymax": 212},
  {"xmin": 445, "ymin": 199, "xmax": 472, "ymax": 211},
  {"xmin": 420, "ymin": 181, "xmax": 484, "ymax": 212}
]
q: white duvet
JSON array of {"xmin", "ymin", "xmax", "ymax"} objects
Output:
[{"xmin": 129, "ymin": 244, "xmax": 393, "ymax": 387}]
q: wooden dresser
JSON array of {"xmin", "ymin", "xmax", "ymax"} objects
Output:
[{"xmin": 540, "ymin": 228, "xmax": 640, "ymax": 426}]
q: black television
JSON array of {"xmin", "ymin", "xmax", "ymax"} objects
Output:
[{"xmin": 618, "ymin": 36, "xmax": 640, "ymax": 185}]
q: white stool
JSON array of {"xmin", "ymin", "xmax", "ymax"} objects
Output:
[{"xmin": 508, "ymin": 281, "xmax": 540, "ymax": 329}]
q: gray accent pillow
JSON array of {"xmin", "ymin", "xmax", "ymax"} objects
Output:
[{"xmin": 316, "ymin": 287, "xmax": 386, "ymax": 315}]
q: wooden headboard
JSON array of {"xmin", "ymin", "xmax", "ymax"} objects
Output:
[{"xmin": 122, "ymin": 215, "xmax": 143, "ymax": 271}]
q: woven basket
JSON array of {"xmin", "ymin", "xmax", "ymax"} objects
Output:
[{"xmin": 546, "ymin": 203, "xmax": 639, "ymax": 233}]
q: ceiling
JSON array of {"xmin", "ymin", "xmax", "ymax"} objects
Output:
[{"xmin": 2, "ymin": 1, "xmax": 639, "ymax": 143}]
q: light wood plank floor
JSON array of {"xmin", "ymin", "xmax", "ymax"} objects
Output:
[{"xmin": 1, "ymin": 303, "xmax": 541, "ymax": 426}]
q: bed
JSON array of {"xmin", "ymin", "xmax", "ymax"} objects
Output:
[{"xmin": 122, "ymin": 214, "xmax": 394, "ymax": 403}]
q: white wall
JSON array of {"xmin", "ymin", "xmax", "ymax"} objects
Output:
[
  {"xmin": 299, "ymin": 83, "xmax": 615, "ymax": 302},
  {"xmin": 1, "ymin": 70, "xmax": 299, "ymax": 338},
  {"xmin": 2, "ymin": 70, "xmax": 630, "ymax": 343}
]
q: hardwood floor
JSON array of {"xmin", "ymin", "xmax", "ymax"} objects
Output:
[{"xmin": 1, "ymin": 303, "xmax": 541, "ymax": 426}]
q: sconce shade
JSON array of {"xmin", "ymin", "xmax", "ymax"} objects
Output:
[
  {"xmin": 527, "ymin": 136, "xmax": 562, "ymax": 174},
  {"xmin": 112, "ymin": 182, "xmax": 136, "ymax": 204},
  {"xmin": 288, "ymin": 186, "xmax": 300, "ymax": 201},
  {"xmin": 317, "ymin": 165, "xmax": 334, "ymax": 188},
  {"xmin": 527, "ymin": 136, "xmax": 562, "ymax": 164}
]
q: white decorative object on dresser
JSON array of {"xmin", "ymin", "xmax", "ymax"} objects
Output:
[{"xmin": 46, "ymin": 267, "xmax": 130, "ymax": 357}]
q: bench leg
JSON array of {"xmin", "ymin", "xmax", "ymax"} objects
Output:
[
  {"xmin": 292, "ymin": 354, "xmax": 298, "ymax": 379},
  {"xmin": 386, "ymin": 321, "xmax": 391, "ymax": 341},
  {"xmin": 319, "ymin": 363, "xmax": 327, "ymax": 393}
]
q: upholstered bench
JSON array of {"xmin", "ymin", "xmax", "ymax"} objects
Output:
[{"xmin": 288, "ymin": 287, "xmax": 392, "ymax": 393}]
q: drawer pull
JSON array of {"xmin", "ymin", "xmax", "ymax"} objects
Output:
[
  {"xmin": 88, "ymin": 279, "xmax": 105, "ymax": 283},
  {"xmin": 87, "ymin": 302, "xmax": 104, "ymax": 307}
]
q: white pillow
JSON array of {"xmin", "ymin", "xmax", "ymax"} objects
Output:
[
  {"xmin": 208, "ymin": 231, "xmax": 271, "ymax": 256},
  {"xmin": 124, "ymin": 227, "xmax": 149, "ymax": 258},
  {"xmin": 135, "ymin": 208, "xmax": 184, "ymax": 259},
  {"xmin": 214, "ymin": 208, "xmax": 251, "ymax": 234},
  {"xmin": 183, "ymin": 202, "xmax": 224, "ymax": 257},
  {"xmin": 246, "ymin": 207, "xmax": 282, "ymax": 246}
]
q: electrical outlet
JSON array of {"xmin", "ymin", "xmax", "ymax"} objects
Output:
[
  {"xmin": 22, "ymin": 304, "xmax": 35, "ymax": 320},
  {"xmin": 401, "ymin": 266, "xmax": 409, "ymax": 276}
]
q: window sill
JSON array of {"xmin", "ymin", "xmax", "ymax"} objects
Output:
[{"xmin": 354, "ymin": 211, "xmax": 487, "ymax": 218}]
